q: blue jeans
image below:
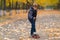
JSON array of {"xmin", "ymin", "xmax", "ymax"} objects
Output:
[{"xmin": 28, "ymin": 18, "xmax": 36, "ymax": 35}]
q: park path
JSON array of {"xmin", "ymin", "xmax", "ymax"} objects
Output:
[{"xmin": 0, "ymin": 10, "xmax": 60, "ymax": 40}]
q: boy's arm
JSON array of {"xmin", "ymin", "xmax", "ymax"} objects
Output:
[{"xmin": 28, "ymin": 10, "xmax": 33, "ymax": 19}]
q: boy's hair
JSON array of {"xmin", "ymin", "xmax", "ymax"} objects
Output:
[{"xmin": 33, "ymin": 3, "xmax": 38, "ymax": 7}]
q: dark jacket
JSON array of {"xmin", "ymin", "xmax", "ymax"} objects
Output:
[{"xmin": 28, "ymin": 7, "xmax": 37, "ymax": 20}]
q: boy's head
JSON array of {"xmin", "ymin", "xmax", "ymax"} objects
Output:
[{"xmin": 33, "ymin": 3, "xmax": 38, "ymax": 10}]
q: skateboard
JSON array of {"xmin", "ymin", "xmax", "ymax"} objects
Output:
[{"xmin": 29, "ymin": 34, "xmax": 40, "ymax": 39}]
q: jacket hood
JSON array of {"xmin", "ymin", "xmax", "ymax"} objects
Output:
[{"xmin": 30, "ymin": 7, "xmax": 34, "ymax": 11}]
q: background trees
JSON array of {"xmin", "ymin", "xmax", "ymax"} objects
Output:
[
  {"xmin": 35, "ymin": 0, "xmax": 59, "ymax": 9},
  {"xmin": 0, "ymin": 0, "xmax": 60, "ymax": 10}
]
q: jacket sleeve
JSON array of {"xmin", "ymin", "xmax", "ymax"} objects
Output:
[{"xmin": 28, "ymin": 10, "xmax": 33, "ymax": 19}]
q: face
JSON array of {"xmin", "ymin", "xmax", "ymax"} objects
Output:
[{"xmin": 33, "ymin": 6, "xmax": 38, "ymax": 10}]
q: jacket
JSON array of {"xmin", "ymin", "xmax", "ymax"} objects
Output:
[{"xmin": 28, "ymin": 7, "xmax": 37, "ymax": 19}]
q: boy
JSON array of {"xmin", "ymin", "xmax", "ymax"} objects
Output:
[{"xmin": 28, "ymin": 3, "xmax": 40, "ymax": 39}]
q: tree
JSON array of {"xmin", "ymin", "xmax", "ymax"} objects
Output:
[
  {"xmin": 57, "ymin": 0, "xmax": 60, "ymax": 9},
  {"xmin": 35, "ymin": 0, "xmax": 59, "ymax": 8},
  {"xmin": 0, "ymin": 0, "xmax": 2, "ymax": 9}
]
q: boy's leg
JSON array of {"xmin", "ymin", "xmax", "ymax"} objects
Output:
[
  {"xmin": 31, "ymin": 19, "xmax": 36, "ymax": 35},
  {"xmin": 29, "ymin": 19, "xmax": 40, "ymax": 38}
]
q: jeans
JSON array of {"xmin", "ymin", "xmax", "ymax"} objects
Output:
[{"xmin": 28, "ymin": 18, "xmax": 36, "ymax": 35}]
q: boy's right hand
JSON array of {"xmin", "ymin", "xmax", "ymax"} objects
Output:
[{"xmin": 33, "ymin": 17, "xmax": 36, "ymax": 20}]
